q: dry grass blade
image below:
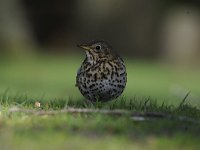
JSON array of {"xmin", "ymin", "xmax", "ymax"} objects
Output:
[{"xmin": 8, "ymin": 107, "xmax": 200, "ymax": 124}]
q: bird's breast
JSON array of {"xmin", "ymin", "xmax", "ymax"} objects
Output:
[
  {"xmin": 77, "ymin": 60, "xmax": 126, "ymax": 90},
  {"xmin": 76, "ymin": 60, "xmax": 127, "ymax": 101}
]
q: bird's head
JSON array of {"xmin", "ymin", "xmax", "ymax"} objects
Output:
[{"xmin": 77, "ymin": 40, "xmax": 116, "ymax": 63}]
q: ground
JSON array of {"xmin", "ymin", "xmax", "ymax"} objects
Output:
[{"xmin": 0, "ymin": 54, "xmax": 200, "ymax": 150}]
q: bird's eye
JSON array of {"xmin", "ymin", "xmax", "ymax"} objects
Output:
[{"xmin": 95, "ymin": 45, "xmax": 101, "ymax": 50}]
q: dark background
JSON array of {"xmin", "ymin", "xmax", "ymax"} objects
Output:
[{"xmin": 0, "ymin": 0, "xmax": 200, "ymax": 62}]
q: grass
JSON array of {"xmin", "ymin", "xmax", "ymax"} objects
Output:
[{"xmin": 0, "ymin": 54, "xmax": 200, "ymax": 149}]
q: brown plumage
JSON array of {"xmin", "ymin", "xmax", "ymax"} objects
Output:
[{"xmin": 76, "ymin": 40, "xmax": 127, "ymax": 102}]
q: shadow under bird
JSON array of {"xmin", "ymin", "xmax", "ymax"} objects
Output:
[{"xmin": 76, "ymin": 40, "xmax": 127, "ymax": 102}]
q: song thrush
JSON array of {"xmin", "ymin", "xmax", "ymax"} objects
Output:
[{"xmin": 76, "ymin": 40, "xmax": 127, "ymax": 102}]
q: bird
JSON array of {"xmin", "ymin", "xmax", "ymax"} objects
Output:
[{"xmin": 76, "ymin": 40, "xmax": 127, "ymax": 102}]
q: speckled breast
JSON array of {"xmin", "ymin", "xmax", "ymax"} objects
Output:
[{"xmin": 76, "ymin": 59, "xmax": 127, "ymax": 102}]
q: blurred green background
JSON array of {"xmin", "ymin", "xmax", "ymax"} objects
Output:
[
  {"xmin": 0, "ymin": 0, "xmax": 200, "ymax": 104},
  {"xmin": 1, "ymin": 1, "xmax": 200, "ymax": 149}
]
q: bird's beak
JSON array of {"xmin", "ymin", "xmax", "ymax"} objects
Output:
[{"xmin": 77, "ymin": 44, "xmax": 90, "ymax": 51}]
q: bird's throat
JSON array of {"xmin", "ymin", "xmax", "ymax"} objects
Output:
[{"xmin": 86, "ymin": 51, "xmax": 98, "ymax": 65}]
